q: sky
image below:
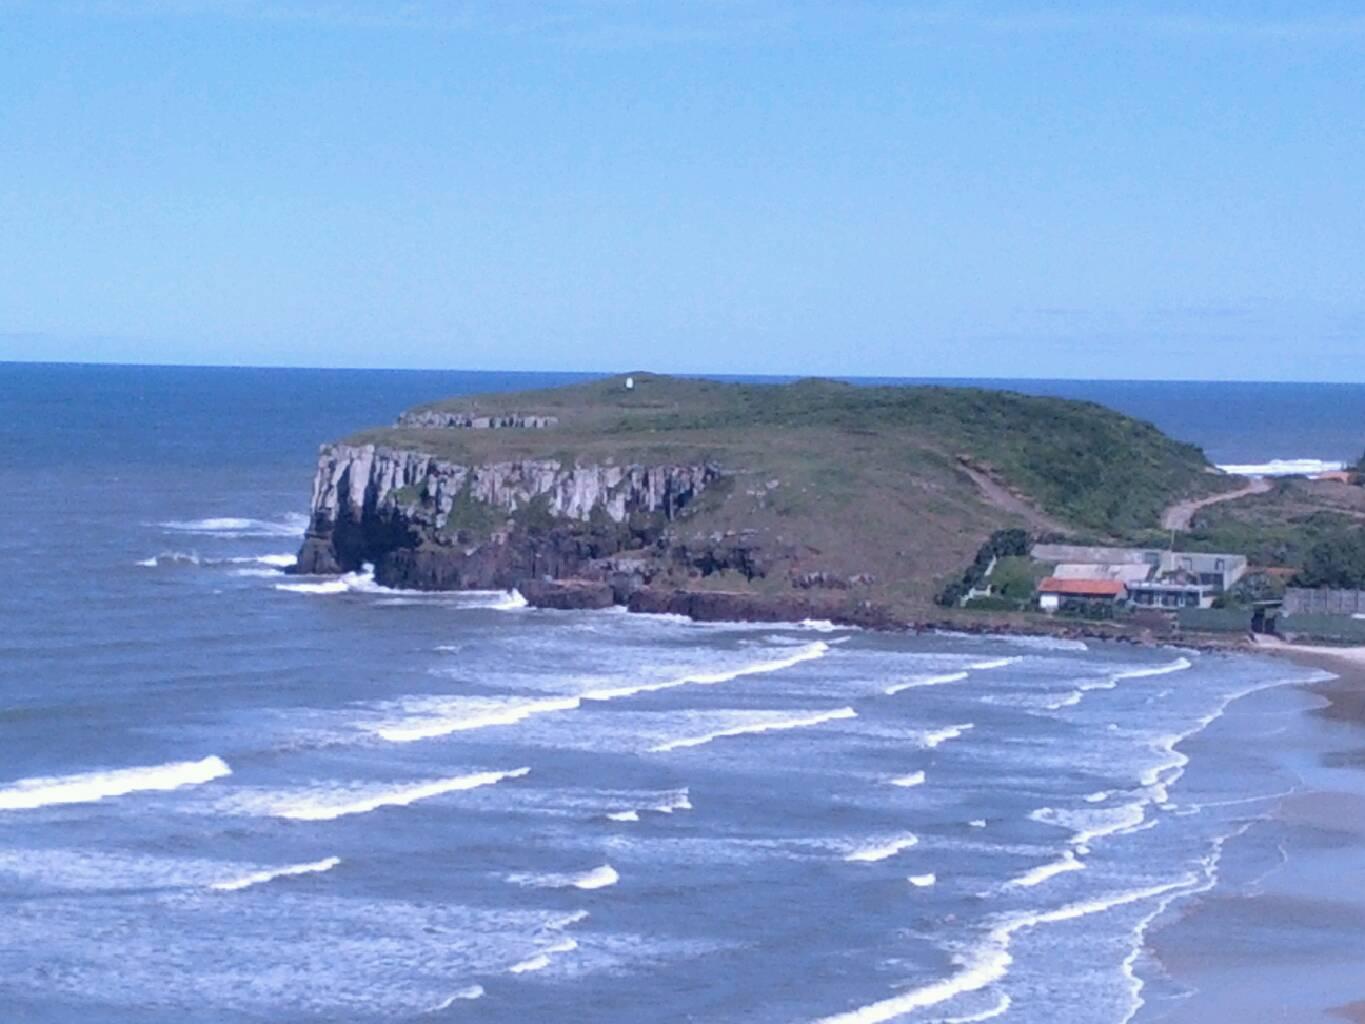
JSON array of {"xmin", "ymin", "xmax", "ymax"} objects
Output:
[{"xmin": 1, "ymin": 1, "xmax": 1362, "ymax": 381}]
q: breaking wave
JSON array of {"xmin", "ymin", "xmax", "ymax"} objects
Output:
[
  {"xmin": 888, "ymin": 771, "xmax": 926, "ymax": 788},
  {"xmin": 159, "ymin": 514, "xmax": 308, "ymax": 537},
  {"xmin": 908, "ymin": 873, "xmax": 937, "ymax": 888},
  {"xmin": 370, "ymin": 644, "xmax": 831, "ymax": 743},
  {"xmin": 651, "ymin": 707, "xmax": 857, "ymax": 753},
  {"xmin": 844, "ymin": 834, "xmax": 919, "ymax": 863},
  {"xmin": 259, "ymin": 767, "xmax": 530, "ymax": 821},
  {"xmin": 809, "ymin": 876, "xmax": 1197, "ymax": 1024},
  {"xmin": 510, "ymin": 864, "xmax": 619, "ymax": 890},
  {"xmin": 918, "ymin": 724, "xmax": 974, "ymax": 749},
  {"xmin": 0, "ymin": 755, "xmax": 231, "ymax": 812},
  {"xmin": 210, "ymin": 856, "xmax": 341, "ymax": 892},
  {"xmin": 885, "ymin": 671, "xmax": 968, "ymax": 695},
  {"xmin": 1004, "ymin": 850, "xmax": 1085, "ymax": 889}
]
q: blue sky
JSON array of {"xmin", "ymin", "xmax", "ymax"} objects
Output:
[{"xmin": 1, "ymin": 1, "xmax": 1361, "ymax": 380}]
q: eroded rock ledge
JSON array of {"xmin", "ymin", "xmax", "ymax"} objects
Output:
[{"xmin": 295, "ymin": 442, "xmax": 724, "ymax": 592}]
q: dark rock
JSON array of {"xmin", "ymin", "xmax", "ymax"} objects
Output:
[{"xmin": 520, "ymin": 579, "xmax": 616, "ymax": 611}]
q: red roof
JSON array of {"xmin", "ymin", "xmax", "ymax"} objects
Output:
[{"xmin": 1038, "ymin": 577, "xmax": 1126, "ymax": 597}]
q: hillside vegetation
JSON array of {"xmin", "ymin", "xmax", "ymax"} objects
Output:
[{"xmin": 343, "ymin": 374, "xmax": 1223, "ymax": 609}]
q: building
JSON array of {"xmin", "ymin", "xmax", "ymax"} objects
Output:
[
  {"xmin": 1030, "ymin": 544, "xmax": 1247, "ymax": 612},
  {"xmin": 1277, "ymin": 588, "xmax": 1365, "ymax": 643},
  {"xmin": 1036, "ymin": 577, "xmax": 1127, "ymax": 614}
]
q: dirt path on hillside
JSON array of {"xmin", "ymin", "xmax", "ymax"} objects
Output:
[
  {"xmin": 955, "ymin": 459, "xmax": 1071, "ymax": 536},
  {"xmin": 1161, "ymin": 475, "xmax": 1272, "ymax": 531}
]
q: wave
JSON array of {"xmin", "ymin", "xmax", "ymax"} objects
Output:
[
  {"xmin": 159, "ymin": 513, "xmax": 309, "ymax": 537},
  {"xmin": 1001, "ymin": 634, "xmax": 1088, "ymax": 651},
  {"xmin": 967, "ymin": 657, "xmax": 1022, "ymax": 671},
  {"xmin": 810, "ymin": 876, "xmax": 1195, "ymax": 1024},
  {"xmin": 888, "ymin": 771, "xmax": 926, "ymax": 788},
  {"xmin": 845, "ymin": 834, "xmax": 918, "ymax": 863},
  {"xmin": 508, "ymin": 937, "xmax": 578, "ymax": 975},
  {"xmin": 1043, "ymin": 690, "xmax": 1083, "ymax": 711},
  {"xmin": 581, "ymin": 641, "xmax": 830, "ymax": 702},
  {"xmin": 1216, "ymin": 458, "xmax": 1346, "ymax": 477},
  {"xmin": 371, "ymin": 644, "xmax": 830, "ymax": 743},
  {"xmin": 918, "ymin": 724, "xmax": 974, "ymax": 749},
  {"xmin": 1004, "ymin": 850, "xmax": 1084, "ymax": 889},
  {"xmin": 0, "ymin": 755, "xmax": 230, "ymax": 812},
  {"xmin": 654, "ymin": 789, "xmax": 693, "ymax": 813},
  {"xmin": 1030, "ymin": 802, "xmax": 1147, "ymax": 853},
  {"xmin": 651, "ymin": 707, "xmax": 857, "ymax": 753},
  {"xmin": 265, "ymin": 767, "xmax": 530, "ymax": 821},
  {"xmin": 908, "ymin": 873, "xmax": 937, "ymax": 888},
  {"xmin": 511, "ymin": 864, "xmax": 619, "ymax": 890},
  {"xmin": 138, "ymin": 551, "xmax": 296, "ymax": 572},
  {"xmin": 1113, "ymin": 657, "xmax": 1192, "ymax": 682},
  {"xmin": 546, "ymin": 909, "xmax": 590, "ymax": 930},
  {"xmin": 275, "ymin": 566, "xmax": 380, "ymax": 595},
  {"xmin": 606, "ymin": 810, "xmax": 640, "ymax": 822},
  {"xmin": 425, "ymin": 986, "xmax": 485, "ymax": 1011},
  {"xmin": 934, "ymin": 993, "xmax": 1012, "ymax": 1023},
  {"xmin": 210, "ymin": 856, "xmax": 340, "ymax": 892},
  {"xmin": 885, "ymin": 671, "xmax": 968, "ymax": 695},
  {"xmin": 373, "ymin": 695, "xmax": 583, "ymax": 743}
]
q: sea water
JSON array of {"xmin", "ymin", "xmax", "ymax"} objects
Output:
[{"xmin": 0, "ymin": 363, "xmax": 1350, "ymax": 1023}]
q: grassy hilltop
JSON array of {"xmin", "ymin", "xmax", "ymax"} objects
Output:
[{"xmin": 345, "ymin": 373, "xmax": 1222, "ymax": 609}]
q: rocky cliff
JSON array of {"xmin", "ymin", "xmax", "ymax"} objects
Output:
[{"xmin": 295, "ymin": 442, "xmax": 723, "ymax": 592}]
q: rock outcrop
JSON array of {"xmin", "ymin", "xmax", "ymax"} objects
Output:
[
  {"xmin": 295, "ymin": 443, "xmax": 722, "ymax": 591},
  {"xmin": 396, "ymin": 410, "xmax": 559, "ymax": 430}
]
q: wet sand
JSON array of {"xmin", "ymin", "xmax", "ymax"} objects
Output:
[{"xmin": 1145, "ymin": 644, "xmax": 1365, "ymax": 1022}]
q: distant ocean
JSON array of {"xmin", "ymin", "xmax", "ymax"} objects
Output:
[{"xmin": 0, "ymin": 362, "xmax": 1358, "ymax": 1023}]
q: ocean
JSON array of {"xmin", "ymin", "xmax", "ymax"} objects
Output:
[{"xmin": 1, "ymin": 362, "xmax": 1361, "ymax": 1023}]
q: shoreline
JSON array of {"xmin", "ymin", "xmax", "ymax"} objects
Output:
[{"xmin": 1143, "ymin": 640, "xmax": 1365, "ymax": 1022}]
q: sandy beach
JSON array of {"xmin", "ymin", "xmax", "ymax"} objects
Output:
[{"xmin": 1144, "ymin": 641, "xmax": 1365, "ymax": 1022}]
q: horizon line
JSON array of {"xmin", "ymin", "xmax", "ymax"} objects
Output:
[{"xmin": 1, "ymin": 357, "xmax": 1362, "ymax": 388}]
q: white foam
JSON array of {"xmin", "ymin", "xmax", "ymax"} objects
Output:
[
  {"xmin": 799, "ymin": 618, "xmax": 842, "ymax": 632},
  {"xmin": 935, "ymin": 993, "xmax": 1012, "ymax": 1023},
  {"xmin": 0, "ymin": 755, "xmax": 231, "ymax": 812},
  {"xmin": 885, "ymin": 671, "xmax": 968, "ymax": 695},
  {"xmin": 373, "ymin": 644, "xmax": 831, "ymax": 743},
  {"xmin": 1000, "ymin": 634, "xmax": 1089, "ymax": 651},
  {"xmin": 1004, "ymin": 849, "xmax": 1085, "ymax": 889},
  {"xmin": 968, "ymin": 819, "xmax": 987, "ymax": 828},
  {"xmin": 373, "ymin": 696, "xmax": 583, "ymax": 743},
  {"xmin": 493, "ymin": 589, "xmax": 529, "ymax": 611},
  {"xmin": 1043, "ymin": 690, "xmax": 1083, "ymax": 711},
  {"xmin": 513, "ymin": 864, "xmax": 618, "ymax": 890},
  {"xmin": 264, "ymin": 767, "xmax": 530, "ymax": 821},
  {"xmin": 251, "ymin": 553, "xmax": 298, "ymax": 568},
  {"xmin": 583, "ymin": 641, "xmax": 830, "ymax": 702},
  {"xmin": 845, "ymin": 834, "xmax": 919, "ymax": 863},
  {"xmin": 651, "ymin": 707, "xmax": 857, "ymax": 752},
  {"xmin": 573, "ymin": 864, "xmax": 619, "ymax": 889},
  {"xmin": 425, "ymin": 986, "xmax": 485, "ymax": 1011},
  {"xmin": 1030, "ymin": 802, "xmax": 1147, "ymax": 851},
  {"xmin": 606, "ymin": 810, "xmax": 640, "ymax": 822},
  {"xmin": 508, "ymin": 953, "xmax": 551, "ymax": 974},
  {"xmin": 888, "ymin": 771, "xmax": 926, "ymax": 788},
  {"xmin": 546, "ymin": 910, "xmax": 590, "ymax": 930},
  {"xmin": 160, "ymin": 513, "xmax": 308, "ymax": 537},
  {"xmin": 275, "ymin": 566, "xmax": 380, "ymax": 595},
  {"xmin": 653, "ymin": 788, "xmax": 693, "ymax": 813},
  {"xmin": 1216, "ymin": 458, "xmax": 1346, "ymax": 477},
  {"xmin": 1113, "ymin": 657, "xmax": 1192, "ymax": 682},
  {"xmin": 210, "ymin": 856, "xmax": 341, "ymax": 892},
  {"xmin": 918, "ymin": 723, "xmax": 974, "ymax": 749},
  {"xmin": 1085, "ymin": 791, "xmax": 1110, "ymax": 803},
  {"xmin": 810, "ymin": 877, "xmax": 1194, "ymax": 1024},
  {"xmin": 967, "ymin": 657, "xmax": 1022, "ymax": 671},
  {"xmin": 908, "ymin": 873, "xmax": 937, "ymax": 888}
]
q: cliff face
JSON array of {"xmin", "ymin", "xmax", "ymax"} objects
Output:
[{"xmin": 295, "ymin": 443, "xmax": 722, "ymax": 591}]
